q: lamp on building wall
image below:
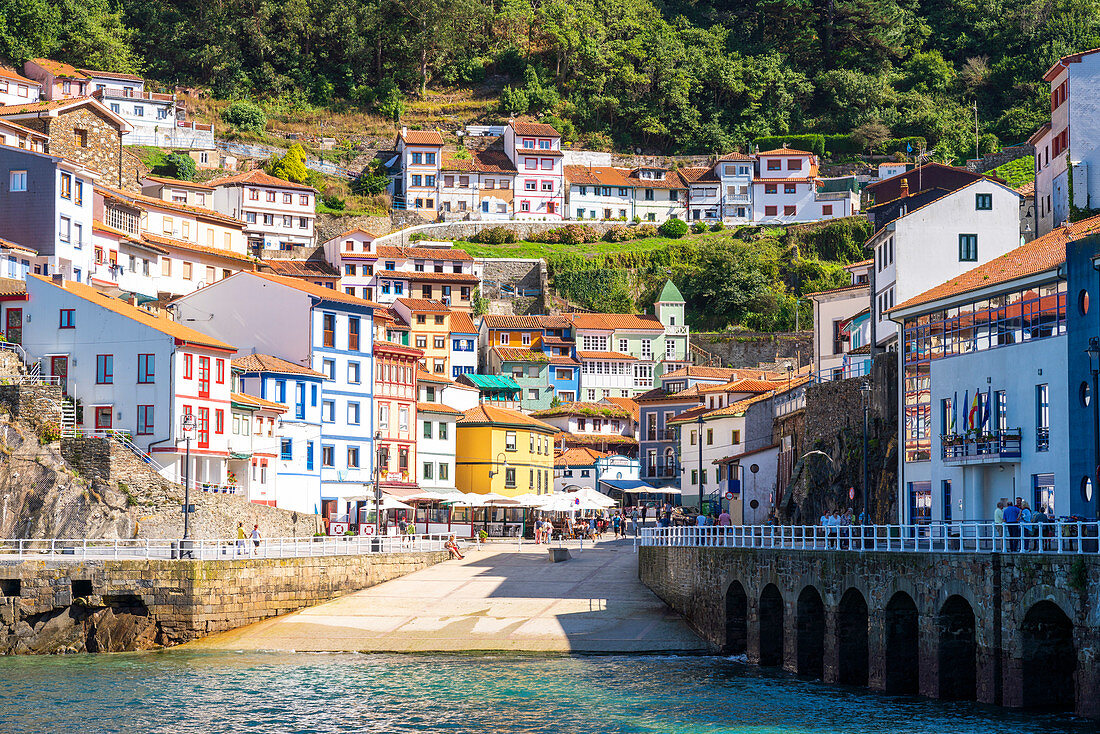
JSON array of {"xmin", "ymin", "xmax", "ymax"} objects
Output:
[
  {"xmin": 1087, "ymin": 338, "xmax": 1100, "ymax": 519},
  {"xmin": 488, "ymin": 451, "xmax": 508, "ymax": 479}
]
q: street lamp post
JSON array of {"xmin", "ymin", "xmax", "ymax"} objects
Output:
[
  {"xmin": 1087, "ymin": 338, "xmax": 1100, "ymax": 519},
  {"xmin": 860, "ymin": 379, "xmax": 872, "ymax": 520},
  {"xmin": 374, "ymin": 430, "xmax": 384, "ymax": 538},
  {"xmin": 696, "ymin": 415, "xmax": 705, "ymax": 514},
  {"xmin": 488, "ymin": 452, "xmax": 508, "ymax": 537}
]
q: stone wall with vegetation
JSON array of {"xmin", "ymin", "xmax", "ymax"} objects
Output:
[
  {"xmin": 0, "ymin": 551, "xmax": 446, "ymax": 653},
  {"xmin": 691, "ymin": 332, "xmax": 813, "ymax": 370}
]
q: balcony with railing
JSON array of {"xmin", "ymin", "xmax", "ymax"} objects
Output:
[
  {"xmin": 774, "ymin": 387, "xmax": 806, "ymax": 418},
  {"xmin": 1036, "ymin": 427, "xmax": 1050, "ymax": 452},
  {"xmin": 645, "ymin": 428, "xmax": 678, "ymax": 442},
  {"xmin": 643, "ymin": 464, "xmax": 678, "ymax": 479},
  {"xmin": 941, "ymin": 429, "xmax": 1023, "ymax": 464}
]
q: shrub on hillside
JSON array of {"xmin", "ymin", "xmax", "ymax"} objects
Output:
[
  {"xmin": 533, "ymin": 224, "xmax": 600, "ymax": 244},
  {"xmin": 222, "ymin": 101, "xmax": 266, "ymax": 133},
  {"xmin": 710, "ymin": 221, "xmax": 725, "ymax": 232},
  {"xmin": 603, "ymin": 225, "xmax": 632, "ymax": 242},
  {"xmin": 659, "ymin": 218, "xmax": 689, "ymax": 238},
  {"xmin": 163, "ymin": 152, "xmax": 197, "ymax": 181},
  {"xmin": 471, "ymin": 226, "xmax": 517, "ymax": 244},
  {"xmin": 691, "ymin": 221, "xmax": 708, "ymax": 234},
  {"xmin": 635, "ymin": 223, "xmax": 659, "ymax": 238}
]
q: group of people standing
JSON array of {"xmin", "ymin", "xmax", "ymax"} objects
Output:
[{"xmin": 995, "ymin": 498, "xmax": 1053, "ymax": 551}]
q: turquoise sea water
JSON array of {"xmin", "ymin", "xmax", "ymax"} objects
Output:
[{"xmin": 0, "ymin": 652, "xmax": 1091, "ymax": 734}]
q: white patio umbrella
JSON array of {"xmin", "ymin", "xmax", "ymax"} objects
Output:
[
  {"xmin": 406, "ymin": 490, "xmax": 459, "ymax": 502},
  {"xmin": 509, "ymin": 493, "xmax": 551, "ymax": 507},
  {"xmin": 568, "ymin": 487, "xmax": 616, "ymax": 508},
  {"xmin": 474, "ymin": 492, "xmax": 523, "ymax": 506},
  {"xmin": 364, "ymin": 495, "xmax": 414, "ymax": 511}
]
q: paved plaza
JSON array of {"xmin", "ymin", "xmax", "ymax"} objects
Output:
[{"xmin": 189, "ymin": 539, "xmax": 707, "ymax": 653}]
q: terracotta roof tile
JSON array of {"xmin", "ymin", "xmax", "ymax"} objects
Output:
[
  {"xmin": 0, "ymin": 67, "xmax": 38, "ymax": 86},
  {"xmin": 375, "ymin": 245, "xmax": 473, "ymax": 261},
  {"xmin": 564, "ymin": 165, "xmax": 635, "ymax": 188},
  {"xmin": 492, "ymin": 347, "xmax": 549, "ymax": 363},
  {"xmin": 141, "ymin": 233, "xmax": 255, "ymax": 266},
  {"xmin": 677, "ymin": 167, "xmax": 718, "ymax": 184},
  {"xmin": 395, "ymin": 297, "xmax": 450, "ymax": 313},
  {"xmin": 29, "ymin": 59, "xmax": 86, "ymax": 79},
  {"xmin": 560, "ymin": 432, "xmax": 636, "ymax": 446},
  {"xmin": 262, "ymin": 259, "xmax": 339, "ymax": 278},
  {"xmin": 98, "ymin": 184, "xmax": 245, "ymax": 228},
  {"xmin": 458, "ymin": 403, "xmax": 559, "ymax": 432},
  {"xmin": 481, "ymin": 314, "xmax": 551, "ymax": 329},
  {"xmin": 399, "ymin": 130, "xmax": 445, "ymax": 146},
  {"xmin": 417, "ymin": 401, "xmax": 462, "ymax": 416},
  {"xmin": 0, "ymin": 236, "xmax": 36, "ymax": 256},
  {"xmin": 231, "ymin": 391, "xmax": 288, "ymax": 412},
  {"xmin": 509, "ymin": 119, "xmax": 560, "ymax": 137},
  {"xmin": 32, "ymin": 274, "xmax": 233, "ymax": 350},
  {"xmin": 554, "ymin": 446, "xmax": 610, "ymax": 466},
  {"xmin": 568, "ymin": 313, "xmax": 665, "ymax": 331},
  {"xmin": 375, "ymin": 269, "xmax": 479, "ymax": 284},
  {"xmin": 893, "ymin": 216, "xmax": 1100, "ymax": 312},
  {"xmin": 806, "ymin": 283, "xmax": 869, "ymax": 298},
  {"xmin": 142, "ymin": 175, "xmax": 215, "ymax": 190},
  {"xmin": 603, "ymin": 396, "xmax": 640, "ymax": 421},
  {"xmin": 417, "ymin": 370, "xmax": 457, "ymax": 385},
  {"xmin": 531, "ymin": 402, "xmax": 629, "ymax": 419},
  {"xmin": 78, "ymin": 68, "xmax": 143, "ymax": 82},
  {"xmin": 0, "ymin": 277, "xmax": 26, "ymax": 297},
  {"xmin": 247, "ymin": 271, "xmax": 387, "ymax": 309},
  {"xmin": 756, "ymin": 148, "xmax": 814, "ymax": 156},
  {"xmin": 718, "ymin": 152, "xmax": 754, "ymax": 161},
  {"xmin": 211, "ymin": 169, "xmax": 316, "ymax": 192},
  {"xmin": 1016, "ymin": 180, "xmax": 1035, "ymax": 196},
  {"xmin": 449, "ymin": 311, "xmax": 477, "ymax": 334},
  {"xmin": 660, "ymin": 366, "xmax": 737, "ymax": 381},
  {"xmin": 576, "ymin": 351, "xmax": 637, "ymax": 360},
  {"xmin": 232, "ymin": 353, "xmax": 325, "ymax": 377}
]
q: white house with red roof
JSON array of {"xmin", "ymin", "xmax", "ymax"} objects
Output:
[
  {"xmin": 753, "ymin": 148, "xmax": 859, "ymax": 223},
  {"xmin": 0, "ymin": 119, "xmax": 47, "ymax": 153},
  {"xmin": 1030, "ymin": 47, "xmax": 1100, "ymax": 236},
  {"xmin": 20, "ymin": 274, "xmax": 239, "ymax": 493},
  {"xmin": 321, "ymin": 229, "xmax": 479, "ymax": 309},
  {"xmin": 391, "ymin": 127, "xmax": 444, "ymax": 219},
  {"xmin": 504, "ymin": 119, "xmax": 565, "ymax": 220},
  {"xmin": 0, "ymin": 67, "xmax": 41, "ymax": 107},
  {"xmin": 210, "ymin": 169, "xmax": 317, "ymax": 251}
]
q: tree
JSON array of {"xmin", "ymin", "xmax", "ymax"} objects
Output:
[
  {"xmin": 375, "ymin": 78, "xmax": 405, "ymax": 124},
  {"xmin": 222, "ymin": 101, "xmax": 266, "ymax": 134},
  {"xmin": 851, "ymin": 121, "xmax": 891, "ymax": 154},
  {"xmin": 164, "ymin": 152, "xmax": 197, "ymax": 181},
  {"xmin": 267, "ymin": 143, "xmax": 312, "ymax": 184},
  {"xmin": 351, "ymin": 160, "xmax": 389, "ymax": 195}
]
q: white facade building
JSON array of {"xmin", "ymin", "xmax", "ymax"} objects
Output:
[
  {"xmin": 211, "ymin": 169, "xmax": 317, "ymax": 251},
  {"xmin": 504, "ymin": 119, "xmax": 565, "ymax": 220},
  {"xmin": 1030, "ymin": 47, "xmax": 1100, "ymax": 236},
  {"xmin": 0, "ymin": 67, "xmax": 41, "ymax": 106}
]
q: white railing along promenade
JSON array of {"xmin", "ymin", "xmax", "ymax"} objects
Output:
[
  {"xmin": 637, "ymin": 521, "xmax": 1100, "ymax": 554},
  {"xmin": 0, "ymin": 534, "xmax": 458, "ymax": 561}
]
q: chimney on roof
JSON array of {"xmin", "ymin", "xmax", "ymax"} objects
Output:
[
  {"xmin": 401, "ymin": 126, "xmax": 407, "ymax": 137},
  {"xmin": 899, "ymin": 178, "xmax": 909, "ymax": 199},
  {"xmin": 51, "ymin": 274, "xmax": 63, "ymax": 285}
]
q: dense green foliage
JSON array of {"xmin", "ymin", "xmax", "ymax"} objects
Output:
[
  {"xmin": 993, "ymin": 156, "xmax": 1036, "ymax": 189},
  {"xmin": 548, "ymin": 217, "xmax": 867, "ymax": 329},
  {"xmin": 222, "ymin": 101, "xmax": 267, "ymax": 133},
  {"xmin": 2, "ymin": 0, "xmax": 1094, "ymax": 157},
  {"xmin": 164, "ymin": 152, "xmax": 197, "ymax": 181},
  {"xmin": 659, "ymin": 218, "xmax": 689, "ymax": 238},
  {"xmin": 266, "ymin": 143, "xmax": 314, "ymax": 184}
]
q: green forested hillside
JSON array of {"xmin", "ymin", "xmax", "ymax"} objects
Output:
[{"xmin": 1, "ymin": 0, "xmax": 1097, "ymax": 159}]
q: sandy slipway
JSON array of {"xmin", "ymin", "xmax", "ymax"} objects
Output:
[{"xmin": 188, "ymin": 540, "xmax": 707, "ymax": 654}]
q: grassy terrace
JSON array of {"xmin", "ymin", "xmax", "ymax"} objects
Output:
[{"xmin": 449, "ymin": 231, "xmax": 729, "ymax": 259}]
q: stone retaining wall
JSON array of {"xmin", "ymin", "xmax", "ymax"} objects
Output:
[
  {"xmin": 691, "ymin": 332, "xmax": 812, "ymax": 369},
  {"xmin": 374, "ymin": 220, "xmax": 629, "ymax": 248},
  {"xmin": 0, "ymin": 551, "xmax": 446, "ymax": 653},
  {"xmin": 0, "ymin": 384, "xmax": 62, "ymax": 439}
]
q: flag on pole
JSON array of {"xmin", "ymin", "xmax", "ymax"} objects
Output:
[
  {"xmin": 962, "ymin": 390, "xmax": 969, "ymax": 430},
  {"xmin": 950, "ymin": 391, "xmax": 957, "ymax": 433},
  {"xmin": 968, "ymin": 390, "xmax": 981, "ymax": 430}
]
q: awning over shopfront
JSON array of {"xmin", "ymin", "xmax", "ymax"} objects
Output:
[{"xmin": 599, "ymin": 478, "xmax": 681, "ymax": 495}]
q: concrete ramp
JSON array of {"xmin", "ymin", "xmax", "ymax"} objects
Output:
[{"xmin": 189, "ymin": 541, "xmax": 707, "ymax": 654}]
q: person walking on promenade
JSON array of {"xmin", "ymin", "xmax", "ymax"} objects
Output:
[
  {"xmin": 1003, "ymin": 500, "xmax": 1022, "ymax": 552},
  {"xmin": 994, "ymin": 500, "xmax": 1005, "ymax": 549},
  {"xmin": 718, "ymin": 509, "xmax": 731, "ymax": 527},
  {"xmin": 631, "ymin": 506, "xmax": 640, "ymax": 536},
  {"xmin": 641, "ymin": 504, "xmax": 649, "ymax": 525},
  {"xmin": 250, "ymin": 524, "xmax": 261, "ymax": 555},
  {"xmin": 612, "ymin": 513, "xmax": 622, "ymax": 538},
  {"xmin": 1020, "ymin": 501, "xmax": 1034, "ymax": 551},
  {"xmin": 236, "ymin": 521, "xmax": 246, "ymax": 556}
]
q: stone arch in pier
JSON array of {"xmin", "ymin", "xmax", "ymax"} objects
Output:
[
  {"xmin": 884, "ymin": 591, "xmax": 919, "ymax": 695},
  {"xmin": 723, "ymin": 580, "xmax": 748, "ymax": 655},
  {"xmin": 1020, "ymin": 600, "xmax": 1076, "ymax": 711},
  {"xmin": 758, "ymin": 583, "xmax": 784, "ymax": 667},
  {"xmin": 796, "ymin": 585, "xmax": 825, "ymax": 679},
  {"xmin": 836, "ymin": 587, "xmax": 869, "ymax": 686},
  {"xmin": 937, "ymin": 595, "xmax": 976, "ymax": 701}
]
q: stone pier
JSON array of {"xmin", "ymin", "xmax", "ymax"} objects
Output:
[
  {"xmin": 0, "ymin": 551, "xmax": 446, "ymax": 654},
  {"xmin": 639, "ymin": 546, "xmax": 1100, "ymax": 719}
]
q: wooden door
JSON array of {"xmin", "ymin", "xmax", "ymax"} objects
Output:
[{"xmin": 5, "ymin": 308, "xmax": 21, "ymax": 344}]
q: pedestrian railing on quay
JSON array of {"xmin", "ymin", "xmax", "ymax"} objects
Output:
[
  {"xmin": 635, "ymin": 521, "xmax": 1100, "ymax": 554},
  {"xmin": 0, "ymin": 534, "xmax": 455, "ymax": 561}
]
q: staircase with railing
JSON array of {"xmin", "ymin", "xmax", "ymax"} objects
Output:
[
  {"xmin": 689, "ymin": 342, "xmax": 722, "ymax": 367},
  {"xmin": 109, "ymin": 431, "xmax": 166, "ymax": 472},
  {"xmin": 58, "ymin": 399, "xmax": 76, "ymax": 437}
]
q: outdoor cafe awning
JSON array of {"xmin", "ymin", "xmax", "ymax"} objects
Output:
[{"xmin": 599, "ymin": 479, "xmax": 681, "ymax": 495}]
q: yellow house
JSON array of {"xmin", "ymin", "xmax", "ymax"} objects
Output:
[
  {"xmin": 393, "ymin": 297, "xmax": 452, "ymax": 376},
  {"xmin": 456, "ymin": 404, "xmax": 559, "ymax": 497}
]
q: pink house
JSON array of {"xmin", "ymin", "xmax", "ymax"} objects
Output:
[{"xmin": 504, "ymin": 119, "xmax": 565, "ymax": 220}]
